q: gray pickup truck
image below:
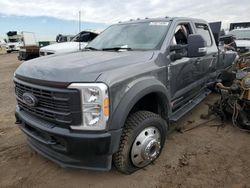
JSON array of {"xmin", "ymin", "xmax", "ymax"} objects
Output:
[{"xmin": 14, "ymin": 17, "xmax": 237, "ymax": 174}]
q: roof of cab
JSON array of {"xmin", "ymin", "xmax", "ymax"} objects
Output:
[{"xmin": 116, "ymin": 16, "xmax": 207, "ymax": 25}]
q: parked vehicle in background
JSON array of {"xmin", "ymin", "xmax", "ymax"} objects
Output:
[
  {"xmin": 228, "ymin": 28, "xmax": 250, "ymax": 53},
  {"xmin": 18, "ymin": 32, "xmax": 40, "ymax": 61},
  {"xmin": 219, "ymin": 34, "xmax": 237, "ymax": 52},
  {"xmin": 39, "ymin": 30, "xmax": 101, "ymax": 56},
  {"xmin": 39, "ymin": 41, "xmax": 54, "ymax": 48},
  {"xmin": 229, "ymin": 22, "xmax": 250, "ymax": 31},
  {"xmin": 0, "ymin": 38, "xmax": 7, "ymax": 45},
  {"xmin": 0, "ymin": 38, "xmax": 7, "ymax": 54},
  {"xmin": 14, "ymin": 17, "xmax": 237, "ymax": 174},
  {"xmin": 6, "ymin": 31, "xmax": 24, "ymax": 53},
  {"xmin": 56, "ymin": 34, "xmax": 74, "ymax": 43},
  {"xmin": 0, "ymin": 38, "xmax": 7, "ymax": 48}
]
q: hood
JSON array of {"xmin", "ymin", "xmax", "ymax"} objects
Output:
[
  {"xmin": 235, "ymin": 40, "xmax": 250, "ymax": 48},
  {"xmin": 15, "ymin": 51, "xmax": 154, "ymax": 84},
  {"xmin": 40, "ymin": 42, "xmax": 88, "ymax": 54}
]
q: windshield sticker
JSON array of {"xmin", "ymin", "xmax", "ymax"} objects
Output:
[
  {"xmin": 149, "ymin": 22, "xmax": 169, "ymax": 26},
  {"xmin": 120, "ymin": 45, "xmax": 128, "ymax": 48}
]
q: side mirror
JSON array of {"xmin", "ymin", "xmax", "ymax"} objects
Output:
[{"xmin": 187, "ymin": 34, "xmax": 207, "ymax": 57}]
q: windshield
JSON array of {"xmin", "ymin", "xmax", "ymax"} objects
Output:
[
  {"xmin": 71, "ymin": 33, "xmax": 87, "ymax": 42},
  {"xmin": 87, "ymin": 21, "xmax": 169, "ymax": 50},
  {"xmin": 229, "ymin": 29, "xmax": 250, "ymax": 40},
  {"xmin": 71, "ymin": 32, "xmax": 97, "ymax": 42},
  {"xmin": 8, "ymin": 38, "xmax": 20, "ymax": 43}
]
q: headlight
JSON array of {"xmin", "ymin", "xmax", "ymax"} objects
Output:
[
  {"xmin": 244, "ymin": 77, "xmax": 250, "ymax": 88},
  {"xmin": 68, "ymin": 83, "xmax": 109, "ymax": 130}
]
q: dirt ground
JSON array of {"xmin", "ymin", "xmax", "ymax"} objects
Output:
[{"xmin": 0, "ymin": 53, "xmax": 250, "ymax": 188}]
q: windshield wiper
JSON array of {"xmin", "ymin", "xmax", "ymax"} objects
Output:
[
  {"xmin": 85, "ymin": 47, "xmax": 99, "ymax": 51},
  {"xmin": 102, "ymin": 47, "xmax": 133, "ymax": 51}
]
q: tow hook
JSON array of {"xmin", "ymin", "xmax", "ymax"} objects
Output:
[{"xmin": 15, "ymin": 113, "xmax": 22, "ymax": 124}]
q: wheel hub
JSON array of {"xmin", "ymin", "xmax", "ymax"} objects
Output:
[
  {"xmin": 142, "ymin": 139, "xmax": 161, "ymax": 160},
  {"xmin": 131, "ymin": 126, "xmax": 161, "ymax": 167}
]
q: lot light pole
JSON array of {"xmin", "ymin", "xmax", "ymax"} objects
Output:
[{"xmin": 79, "ymin": 11, "xmax": 81, "ymax": 51}]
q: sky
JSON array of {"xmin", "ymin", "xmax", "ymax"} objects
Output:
[{"xmin": 0, "ymin": 0, "xmax": 250, "ymax": 41}]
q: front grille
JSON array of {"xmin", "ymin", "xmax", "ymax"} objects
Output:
[
  {"xmin": 14, "ymin": 78, "xmax": 82, "ymax": 126},
  {"xmin": 47, "ymin": 52, "xmax": 54, "ymax": 55},
  {"xmin": 39, "ymin": 51, "xmax": 54, "ymax": 56}
]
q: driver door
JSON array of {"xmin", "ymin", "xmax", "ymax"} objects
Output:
[{"xmin": 168, "ymin": 22, "xmax": 206, "ymax": 110}]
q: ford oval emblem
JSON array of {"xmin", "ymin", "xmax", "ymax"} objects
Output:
[{"xmin": 22, "ymin": 93, "xmax": 38, "ymax": 107}]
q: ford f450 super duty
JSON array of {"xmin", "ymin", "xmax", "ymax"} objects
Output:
[{"xmin": 14, "ymin": 17, "xmax": 237, "ymax": 174}]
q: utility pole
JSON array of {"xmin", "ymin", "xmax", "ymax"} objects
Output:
[{"xmin": 79, "ymin": 11, "xmax": 81, "ymax": 50}]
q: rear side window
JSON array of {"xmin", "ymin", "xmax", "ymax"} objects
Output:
[{"xmin": 195, "ymin": 23, "xmax": 212, "ymax": 46}]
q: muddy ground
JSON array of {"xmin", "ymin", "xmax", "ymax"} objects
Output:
[{"xmin": 0, "ymin": 53, "xmax": 250, "ymax": 188}]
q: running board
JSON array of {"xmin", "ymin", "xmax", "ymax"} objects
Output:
[{"xmin": 169, "ymin": 89, "xmax": 211, "ymax": 122}]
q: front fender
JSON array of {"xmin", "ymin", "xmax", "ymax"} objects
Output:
[{"xmin": 108, "ymin": 78, "xmax": 170, "ymax": 130}]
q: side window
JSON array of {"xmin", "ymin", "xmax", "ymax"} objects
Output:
[
  {"xmin": 80, "ymin": 33, "xmax": 91, "ymax": 42},
  {"xmin": 172, "ymin": 23, "xmax": 192, "ymax": 45},
  {"xmin": 195, "ymin": 23, "xmax": 212, "ymax": 46}
]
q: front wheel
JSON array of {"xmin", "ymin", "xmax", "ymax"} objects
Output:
[{"xmin": 113, "ymin": 111, "xmax": 167, "ymax": 174}]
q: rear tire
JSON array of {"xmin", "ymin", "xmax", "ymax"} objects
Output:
[{"xmin": 113, "ymin": 111, "xmax": 167, "ymax": 174}]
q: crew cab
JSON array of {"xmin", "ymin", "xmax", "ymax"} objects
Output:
[{"xmin": 14, "ymin": 17, "xmax": 237, "ymax": 174}]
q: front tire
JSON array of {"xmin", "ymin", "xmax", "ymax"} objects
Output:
[{"xmin": 113, "ymin": 111, "xmax": 167, "ymax": 174}]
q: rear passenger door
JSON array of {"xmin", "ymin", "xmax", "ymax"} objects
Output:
[{"xmin": 194, "ymin": 23, "xmax": 218, "ymax": 79}]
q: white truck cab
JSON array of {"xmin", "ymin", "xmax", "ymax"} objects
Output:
[
  {"xmin": 39, "ymin": 30, "xmax": 101, "ymax": 56},
  {"xmin": 6, "ymin": 32, "xmax": 24, "ymax": 53},
  {"xmin": 228, "ymin": 28, "xmax": 250, "ymax": 53}
]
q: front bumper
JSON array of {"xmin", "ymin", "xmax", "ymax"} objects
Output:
[
  {"xmin": 237, "ymin": 46, "xmax": 250, "ymax": 53},
  {"xmin": 15, "ymin": 107, "xmax": 122, "ymax": 171}
]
